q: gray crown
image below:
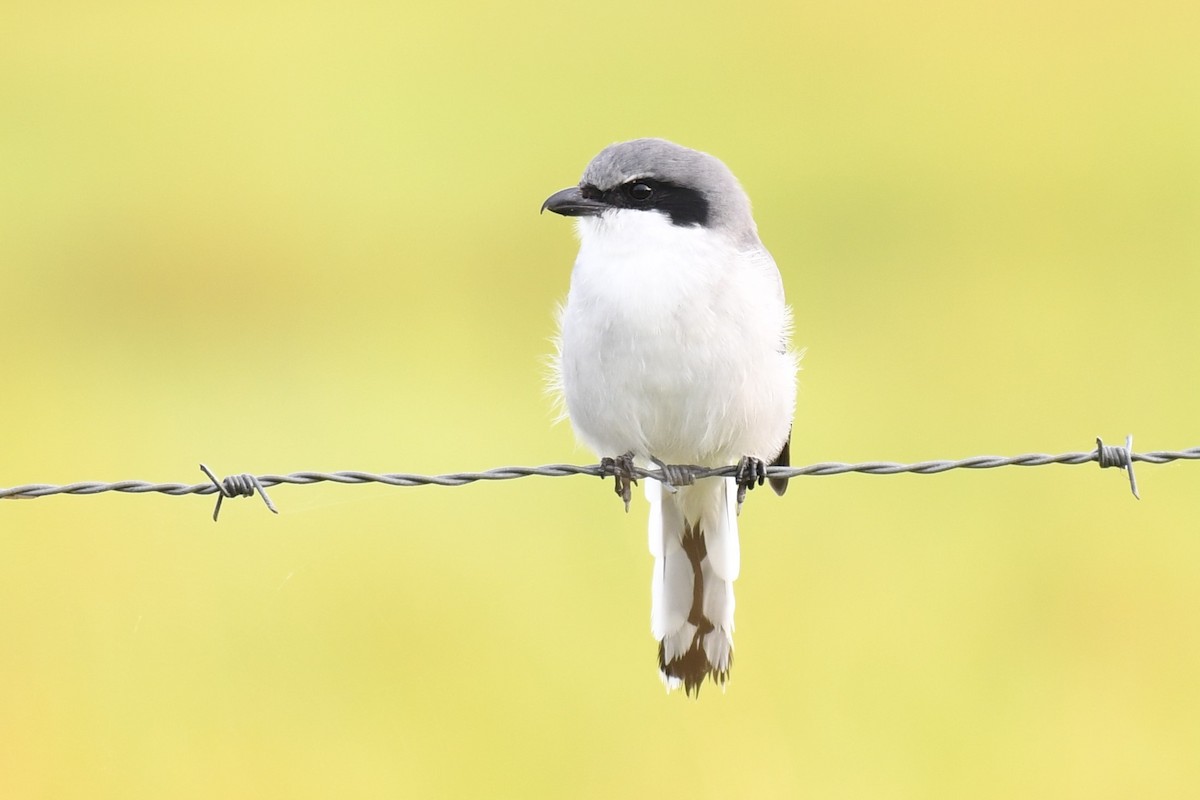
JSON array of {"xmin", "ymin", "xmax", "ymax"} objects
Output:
[{"xmin": 581, "ymin": 138, "xmax": 758, "ymax": 242}]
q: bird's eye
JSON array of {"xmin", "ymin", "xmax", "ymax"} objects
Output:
[{"xmin": 626, "ymin": 182, "xmax": 654, "ymax": 201}]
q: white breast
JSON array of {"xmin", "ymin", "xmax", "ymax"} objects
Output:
[{"xmin": 554, "ymin": 210, "xmax": 795, "ymax": 466}]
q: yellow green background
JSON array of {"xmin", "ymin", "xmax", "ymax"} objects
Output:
[{"xmin": 3, "ymin": 1, "xmax": 1198, "ymax": 796}]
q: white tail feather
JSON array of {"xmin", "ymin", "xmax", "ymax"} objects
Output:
[{"xmin": 646, "ymin": 477, "xmax": 739, "ymax": 695}]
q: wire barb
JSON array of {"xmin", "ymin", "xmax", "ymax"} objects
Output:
[
  {"xmin": 650, "ymin": 457, "xmax": 700, "ymax": 493},
  {"xmin": 1095, "ymin": 435, "xmax": 1140, "ymax": 500},
  {"xmin": 199, "ymin": 464, "xmax": 279, "ymax": 522}
]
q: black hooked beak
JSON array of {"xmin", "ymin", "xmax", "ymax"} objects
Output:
[{"xmin": 540, "ymin": 186, "xmax": 608, "ymax": 217}]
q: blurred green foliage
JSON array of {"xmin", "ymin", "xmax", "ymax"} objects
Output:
[{"xmin": 2, "ymin": 1, "xmax": 1198, "ymax": 797}]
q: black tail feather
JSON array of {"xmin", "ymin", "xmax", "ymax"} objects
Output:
[{"xmin": 769, "ymin": 431, "xmax": 791, "ymax": 496}]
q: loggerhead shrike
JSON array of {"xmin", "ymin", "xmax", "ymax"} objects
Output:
[{"xmin": 543, "ymin": 138, "xmax": 797, "ymax": 695}]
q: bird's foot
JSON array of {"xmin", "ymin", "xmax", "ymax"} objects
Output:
[
  {"xmin": 734, "ymin": 455, "xmax": 768, "ymax": 512},
  {"xmin": 599, "ymin": 451, "xmax": 637, "ymax": 512}
]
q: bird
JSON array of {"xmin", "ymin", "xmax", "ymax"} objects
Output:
[{"xmin": 542, "ymin": 138, "xmax": 797, "ymax": 695}]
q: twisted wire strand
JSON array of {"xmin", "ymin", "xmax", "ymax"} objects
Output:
[{"xmin": 3, "ymin": 439, "xmax": 1196, "ymax": 514}]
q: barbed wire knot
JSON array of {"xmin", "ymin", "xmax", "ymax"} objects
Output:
[
  {"xmin": 650, "ymin": 457, "xmax": 701, "ymax": 493},
  {"xmin": 199, "ymin": 464, "xmax": 279, "ymax": 521},
  {"xmin": 1095, "ymin": 435, "xmax": 1139, "ymax": 500}
]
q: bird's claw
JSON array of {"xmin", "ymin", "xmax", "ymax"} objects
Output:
[
  {"xmin": 600, "ymin": 451, "xmax": 637, "ymax": 512},
  {"xmin": 734, "ymin": 455, "xmax": 767, "ymax": 512}
]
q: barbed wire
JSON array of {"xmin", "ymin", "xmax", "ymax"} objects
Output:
[{"xmin": 2, "ymin": 436, "xmax": 1196, "ymax": 520}]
